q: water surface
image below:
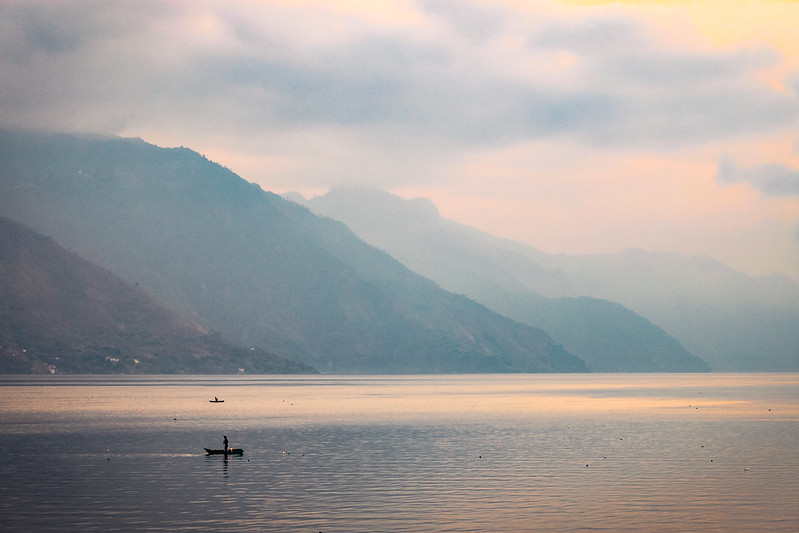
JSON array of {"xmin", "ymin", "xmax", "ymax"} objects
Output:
[{"xmin": 1, "ymin": 373, "xmax": 797, "ymax": 531}]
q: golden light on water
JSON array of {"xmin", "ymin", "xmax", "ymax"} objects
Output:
[{"xmin": 4, "ymin": 374, "xmax": 797, "ymax": 427}]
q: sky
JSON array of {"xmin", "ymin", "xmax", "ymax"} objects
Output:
[{"xmin": 1, "ymin": 0, "xmax": 798, "ymax": 281}]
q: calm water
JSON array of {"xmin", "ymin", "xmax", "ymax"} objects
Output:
[{"xmin": 1, "ymin": 373, "xmax": 797, "ymax": 532}]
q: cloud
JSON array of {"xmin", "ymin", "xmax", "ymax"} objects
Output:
[
  {"xmin": 528, "ymin": 15, "xmax": 644, "ymax": 54},
  {"xmin": 716, "ymin": 154, "xmax": 799, "ymax": 197},
  {"xmin": 524, "ymin": 15, "xmax": 794, "ymax": 146},
  {"xmin": 420, "ymin": 0, "xmax": 510, "ymax": 43},
  {"xmin": 197, "ymin": 9, "xmax": 796, "ymax": 151},
  {"xmin": 0, "ymin": 1, "xmax": 169, "ymax": 62},
  {"xmin": 530, "ymin": 15, "xmax": 779, "ymax": 87},
  {"xmin": 0, "ymin": 1, "xmax": 797, "ymax": 185}
]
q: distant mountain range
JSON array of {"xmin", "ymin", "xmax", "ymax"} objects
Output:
[
  {"xmin": 298, "ymin": 187, "xmax": 799, "ymax": 371},
  {"xmin": 539, "ymin": 250, "xmax": 799, "ymax": 371},
  {"xmin": 298, "ymin": 188, "xmax": 708, "ymax": 372},
  {"xmin": 0, "ymin": 130, "xmax": 587, "ymax": 374},
  {"xmin": 0, "ymin": 216, "xmax": 315, "ymax": 374}
]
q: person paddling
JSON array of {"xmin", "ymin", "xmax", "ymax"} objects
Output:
[{"xmin": 223, "ymin": 434, "xmax": 229, "ymax": 452}]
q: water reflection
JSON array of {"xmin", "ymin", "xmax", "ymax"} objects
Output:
[
  {"xmin": 1, "ymin": 374, "xmax": 797, "ymax": 531},
  {"xmin": 204, "ymin": 453, "xmax": 241, "ymax": 479}
]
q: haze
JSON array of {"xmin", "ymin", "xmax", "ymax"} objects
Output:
[{"xmin": 1, "ymin": 0, "xmax": 798, "ymax": 281}]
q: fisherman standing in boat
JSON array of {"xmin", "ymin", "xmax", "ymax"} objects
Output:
[{"xmin": 223, "ymin": 434, "xmax": 229, "ymax": 452}]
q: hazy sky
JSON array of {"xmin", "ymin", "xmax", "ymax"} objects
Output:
[{"xmin": 2, "ymin": 0, "xmax": 798, "ymax": 280}]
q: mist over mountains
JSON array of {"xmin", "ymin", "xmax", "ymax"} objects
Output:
[
  {"xmin": 3, "ymin": 130, "xmax": 794, "ymax": 373},
  {"xmin": 0, "ymin": 130, "xmax": 586, "ymax": 374},
  {"xmin": 0, "ymin": 216, "xmax": 314, "ymax": 374},
  {"xmin": 299, "ymin": 187, "xmax": 799, "ymax": 371}
]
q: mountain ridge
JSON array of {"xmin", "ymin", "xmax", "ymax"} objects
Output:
[
  {"xmin": 298, "ymin": 186, "xmax": 797, "ymax": 371},
  {"xmin": 0, "ymin": 130, "xmax": 587, "ymax": 374},
  {"xmin": 0, "ymin": 215, "xmax": 316, "ymax": 374}
]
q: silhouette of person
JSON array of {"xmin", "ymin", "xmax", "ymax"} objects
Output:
[{"xmin": 223, "ymin": 435, "xmax": 229, "ymax": 452}]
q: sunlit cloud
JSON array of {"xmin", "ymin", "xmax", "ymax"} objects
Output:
[
  {"xmin": 3, "ymin": 0, "xmax": 794, "ymax": 154},
  {"xmin": 717, "ymin": 155, "xmax": 799, "ymax": 197}
]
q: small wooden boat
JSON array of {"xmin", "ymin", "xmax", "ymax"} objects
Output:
[{"xmin": 204, "ymin": 448, "xmax": 243, "ymax": 455}]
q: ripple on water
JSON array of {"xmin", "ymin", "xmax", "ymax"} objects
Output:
[{"xmin": 1, "ymin": 374, "xmax": 797, "ymax": 531}]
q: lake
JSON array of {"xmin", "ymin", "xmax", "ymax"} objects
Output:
[{"xmin": 1, "ymin": 373, "xmax": 797, "ymax": 532}]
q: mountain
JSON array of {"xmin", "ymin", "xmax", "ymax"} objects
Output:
[
  {"xmin": 299, "ymin": 187, "xmax": 799, "ymax": 371},
  {"xmin": 491, "ymin": 295, "xmax": 705, "ymax": 373},
  {"xmin": 0, "ymin": 130, "xmax": 588, "ymax": 374},
  {"xmin": 298, "ymin": 187, "xmax": 709, "ymax": 372},
  {"xmin": 541, "ymin": 250, "xmax": 799, "ymax": 371},
  {"xmin": 0, "ymin": 216, "xmax": 315, "ymax": 374}
]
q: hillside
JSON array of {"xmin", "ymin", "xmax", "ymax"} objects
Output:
[
  {"xmin": 0, "ymin": 130, "xmax": 588, "ymax": 374},
  {"xmin": 492, "ymin": 295, "xmax": 706, "ymax": 373},
  {"xmin": 543, "ymin": 250, "xmax": 799, "ymax": 371},
  {"xmin": 299, "ymin": 188, "xmax": 708, "ymax": 372},
  {"xmin": 300, "ymin": 187, "xmax": 798, "ymax": 371},
  {"xmin": 0, "ymin": 216, "xmax": 315, "ymax": 374}
]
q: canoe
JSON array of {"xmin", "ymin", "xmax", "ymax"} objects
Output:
[
  {"xmin": 204, "ymin": 448, "xmax": 243, "ymax": 455},
  {"xmin": 209, "ymin": 399, "xmax": 224, "ymax": 403}
]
